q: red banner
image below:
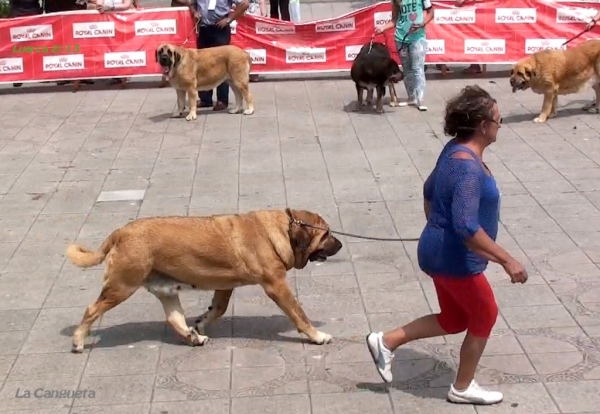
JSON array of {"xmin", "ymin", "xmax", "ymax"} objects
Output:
[{"xmin": 1, "ymin": 0, "xmax": 600, "ymax": 83}]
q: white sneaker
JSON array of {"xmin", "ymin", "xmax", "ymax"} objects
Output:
[
  {"xmin": 398, "ymin": 99, "xmax": 417, "ymax": 107},
  {"xmin": 366, "ymin": 332, "xmax": 394, "ymax": 383},
  {"xmin": 447, "ymin": 380, "xmax": 503, "ymax": 405},
  {"xmin": 417, "ymin": 104, "xmax": 427, "ymax": 111}
]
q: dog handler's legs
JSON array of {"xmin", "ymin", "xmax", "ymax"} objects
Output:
[
  {"xmin": 156, "ymin": 294, "xmax": 208, "ymax": 346},
  {"xmin": 410, "ymin": 39, "xmax": 428, "ymax": 111},
  {"xmin": 263, "ymin": 280, "xmax": 332, "ymax": 344},
  {"xmin": 397, "ymin": 42, "xmax": 417, "ymax": 107},
  {"xmin": 195, "ymin": 289, "xmax": 233, "ymax": 334},
  {"xmin": 197, "ymin": 25, "xmax": 214, "ymax": 107},
  {"xmin": 72, "ymin": 282, "xmax": 138, "ymax": 353},
  {"xmin": 214, "ymin": 25, "xmax": 232, "ymax": 109}
]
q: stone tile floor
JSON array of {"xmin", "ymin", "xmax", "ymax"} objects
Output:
[{"xmin": 0, "ymin": 75, "xmax": 600, "ymax": 413}]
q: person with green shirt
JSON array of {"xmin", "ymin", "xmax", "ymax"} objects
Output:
[{"xmin": 376, "ymin": 0, "xmax": 434, "ymax": 111}]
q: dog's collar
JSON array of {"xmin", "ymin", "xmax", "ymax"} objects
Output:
[{"xmin": 286, "ymin": 208, "xmax": 305, "ymax": 229}]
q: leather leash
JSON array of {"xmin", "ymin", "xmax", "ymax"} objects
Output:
[{"xmin": 562, "ymin": 19, "xmax": 596, "ymax": 47}]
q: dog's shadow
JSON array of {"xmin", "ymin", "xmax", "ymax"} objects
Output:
[
  {"xmin": 343, "ymin": 99, "xmax": 398, "ymax": 115},
  {"xmin": 502, "ymin": 99, "xmax": 595, "ymax": 124},
  {"xmin": 60, "ymin": 314, "xmax": 324, "ymax": 351},
  {"xmin": 355, "ymin": 347, "xmax": 457, "ymax": 401}
]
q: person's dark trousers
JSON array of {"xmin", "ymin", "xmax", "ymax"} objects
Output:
[
  {"xmin": 270, "ymin": 0, "xmax": 290, "ymax": 21},
  {"xmin": 196, "ymin": 24, "xmax": 231, "ymax": 106}
]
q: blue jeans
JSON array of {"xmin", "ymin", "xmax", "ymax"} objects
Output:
[
  {"xmin": 197, "ymin": 24, "xmax": 231, "ymax": 105},
  {"xmin": 397, "ymin": 38, "xmax": 427, "ymax": 104}
]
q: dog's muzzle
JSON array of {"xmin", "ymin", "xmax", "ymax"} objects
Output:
[
  {"xmin": 158, "ymin": 54, "xmax": 171, "ymax": 75},
  {"xmin": 309, "ymin": 237, "xmax": 343, "ymax": 262},
  {"xmin": 510, "ymin": 77, "xmax": 528, "ymax": 93}
]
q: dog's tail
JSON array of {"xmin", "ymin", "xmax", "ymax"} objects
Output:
[{"xmin": 65, "ymin": 229, "xmax": 120, "ymax": 268}]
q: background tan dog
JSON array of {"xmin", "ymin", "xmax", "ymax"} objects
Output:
[
  {"xmin": 156, "ymin": 43, "xmax": 255, "ymax": 120},
  {"xmin": 65, "ymin": 208, "xmax": 342, "ymax": 353},
  {"xmin": 510, "ymin": 39, "xmax": 600, "ymax": 123}
]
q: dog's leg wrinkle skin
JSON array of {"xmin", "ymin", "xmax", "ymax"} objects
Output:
[
  {"xmin": 354, "ymin": 84, "xmax": 363, "ymax": 112},
  {"xmin": 185, "ymin": 87, "xmax": 197, "ymax": 121},
  {"xmin": 195, "ymin": 289, "xmax": 233, "ymax": 334},
  {"xmin": 156, "ymin": 293, "xmax": 208, "ymax": 346},
  {"xmin": 72, "ymin": 282, "xmax": 137, "ymax": 353},
  {"xmin": 375, "ymin": 86, "xmax": 385, "ymax": 114},
  {"xmin": 534, "ymin": 91, "xmax": 555, "ymax": 123},
  {"xmin": 262, "ymin": 280, "xmax": 332, "ymax": 345},
  {"xmin": 171, "ymin": 89, "xmax": 186, "ymax": 118}
]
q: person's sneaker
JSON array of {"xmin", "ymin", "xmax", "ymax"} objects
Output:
[
  {"xmin": 365, "ymin": 332, "xmax": 394, "ymax": 383},
  {"xmin": 398, "ymin": 98, "xmax": 417, "ymax": 107},
  {"xmin": 417, "ymin": 104, "xmax": 427, "ymax": 111},
  {"xmin": 447, "ymin": 380, "xmax": 503, "ymax": 405}
]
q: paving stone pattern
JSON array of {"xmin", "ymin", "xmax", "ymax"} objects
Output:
[{"xmin": 1, "ymin": 74, "xmax": 600, "ymax": 414}]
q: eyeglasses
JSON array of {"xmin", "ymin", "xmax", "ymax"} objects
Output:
[{"xmin": 490, "ymin": 116, "xmax": 502, "ymax": 126}]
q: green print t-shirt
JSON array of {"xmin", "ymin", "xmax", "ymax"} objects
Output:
[{"xmin": 393, "ymin": 0, "xmax": 432, "ymax": 44}]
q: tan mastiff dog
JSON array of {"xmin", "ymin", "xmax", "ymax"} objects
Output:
[
  {"xmin": 510, "ymin": 39, "xmax": 600, "ymax": 123},
  {"xmin": 156, "ymin": 42, "xmax": 255, "ymax": 120},
  {"xmin": 65, "ymin": 208, "xmax": 343, "ymax": 353}
]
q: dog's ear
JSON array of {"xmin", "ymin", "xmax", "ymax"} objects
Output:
[
  {"xmin": 155, "ymin": 48, "xmax": 160, "ymax": 63},
  {"xmin": 286, "ymin": 208, "xmax": 312, "ymax": 269},
  {"xmin": 173, "ymin": 49, "xmax": 182, "ymax": 67}
]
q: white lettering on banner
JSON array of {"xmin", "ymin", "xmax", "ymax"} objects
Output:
[
  {"xmin": 345, "ymin": 45, "xmax": 362, "ymax": 61},
  {"xmin": 434, "ymin": 8, "xmax": 476, "ymax": 24},
  {"xmin": 464, "ymin": 39, "xmax": 506, "ymax": 55},
  {"xmin": 255, "ymin": 22, "xmax": 295, "ymax": 34},
  {"xmin": 42, "ymin": 55, "xmax": 85, "ymax": 72},
  {"xmin": 525, "ymin": 38, "xmax": 567, "ymax": 54},
  {"xmin": 495, "ymin": 8, "xmax": 536, "ymax": 23},
  {"xmin": 104, "ymin": 51, "xmax": 147, "ymax": 68},
  {"xmin": 286, "ymin": 47, "xmax": 326, "ymax": 63},
  {"xmin": 230, "ymin": 20, "xmax": 237, "ymax": 35},
  {"xmin": 315, "ymin": 17, "xmax": 355, "ymax": 32},
  {"xmin": 426, "ymin": 39, "xmax": 445, "ymax": 55},
  {"xmin": 0, "ymin": 58, "xmax": 24, "ymax": 75},
  {"xmin": 374, "ymin": 11, "xmax": 392, "ymax": 27},
  {"xmin": 246, "ymin": 49, "xmax": 266, "ymax": 64},
  {"xmin": 556, "ymin": 7, "xmax": 598, "ymax": 23},
  {"xmin": 73, "ymin": 22, "xmax": 116, "ymax": 39},
  {"xmin": 10, "ymin": 24, "xmax": 53, "ymax": 42},
  {"xmin": 134, "ymin": 19, "xmax": 177, "ymax": 36}
]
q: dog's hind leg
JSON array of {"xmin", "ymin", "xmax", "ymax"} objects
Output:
[
  {"xmin": 171, "ymin": 89, "xmax": 186, "ymax": 118},
  {"xmin": 195, "ymin": 289, "xmax": 233, "ymax": 334},
  {"xmin": 354, "ymin": 84, "xmax": 364, "ymax": 112},
  {"xmin": 156, "ymin": 293, "xmax": 208, "ymax": 347},
  {"xmin": 375, "ymin": 86, "xmax": 385, "ymax": 114},
  {"xmin": 229, "ymin": 75, "xmax": 254, "ymax": 115},
  {"xmin": 589, "ymin": 81, "xmax": 600, "ymax": 114},
  {"xmin": 262, "ymin": 279, "xmax": 332, "ymax": 345},
  {"xmin": 72, "ymin": 280, "xmax": 138, "ymax": 353}
]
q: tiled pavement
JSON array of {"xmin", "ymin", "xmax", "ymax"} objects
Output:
[{"xmin": 1, "ymin": 72, "xmax": 600, "ymax": 414}]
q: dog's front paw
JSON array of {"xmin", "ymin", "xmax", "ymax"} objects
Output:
[
  {"xmin": 187, "ymin": 327, "xmax": 209, "ymax": 346},
  {"xmin": 312, "ymin": 331, "xmax": 332, "ymax": 345},
  {"xmin": 171, "ymin": 111, "xmax": 185, "ymax": 118},
  {"xmin": 533, "ymin": 115, "xmax": 547, "ymax": 123},
  {"xmin": 185, "ymin": 112, "xmax": 197, "ymax": 121},
  {"xmin": 375, "ymin": 107, "xmax": 385, "ymax": 114},
  {"xmin": 71, "ymin": 342, "xmax": 84, "ymax": 354},
  {"xmin": 243, "ymin": 109, "xmax": 254, "ymax": 115},
  {"xmin": 389, "ymin": 101, "xmax": 399, "ymax": 107}
]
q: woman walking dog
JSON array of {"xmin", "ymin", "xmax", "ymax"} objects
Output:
[{"xmin": 366, "ymin": 85, "xmax": 528, "ymax": 405}]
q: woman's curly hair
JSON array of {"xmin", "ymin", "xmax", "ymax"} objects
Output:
[{"xmin": 443, "ymin": 85, "xmax": 497, "ymax": 140}]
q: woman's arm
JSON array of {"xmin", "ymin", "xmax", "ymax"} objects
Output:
[
  {"xmin": 450, "ymin": 156, "xmax": 512, "ymax": 266},
  {"xmin": 259, "ymin": 0, "xmax": 267, "ymax": 16}
]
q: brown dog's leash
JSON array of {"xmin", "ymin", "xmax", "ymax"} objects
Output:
[
  {"xmin": 290, "ymin": 217, "xmax": 420, "ymax": 242},
  {"xmin": 182, "ymin": 19, "xmax": 201, "ymax": 45},
  {"xmin": 367, "ymin": 32, "xmax": 388, "ymax": 54},
  {"xmin": 562, "ymin": 19, "xmax": 596, "ymax": 46}
]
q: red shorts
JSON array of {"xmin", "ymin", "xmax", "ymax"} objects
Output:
[{"xmin": 432, "ymin": 273, "xmax": 498, "ymax": 338}]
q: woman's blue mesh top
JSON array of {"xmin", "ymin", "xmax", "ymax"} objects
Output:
[{"xmin": 417, "ymin": 139, "xmax": 500, "ymax": 278}]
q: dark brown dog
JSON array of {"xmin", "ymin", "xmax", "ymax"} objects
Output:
[
  {"xmin": 65, "ymin": 208, "xmax": 343, "ymax": 353},
  {"xmin": 350, "ymin": 41, "xmax": 404, "ymax": 113}
]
